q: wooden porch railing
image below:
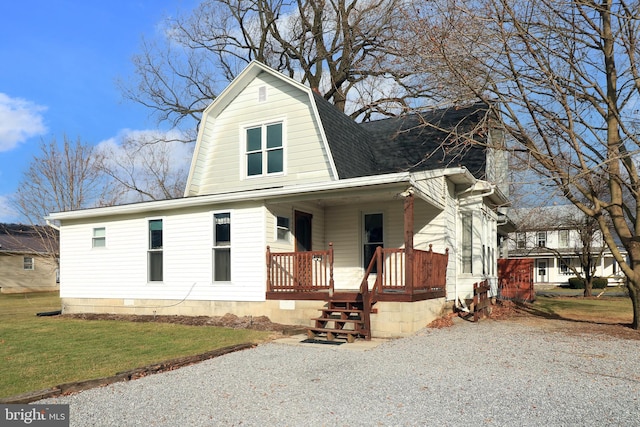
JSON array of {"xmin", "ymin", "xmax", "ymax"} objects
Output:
[
  {"xmin": 266, "ymin": 243, "xmax": 448, "ymax": 299},
  {"xmin": 360, "ymin": 245, "xmax": 449, "ymax": 296},
  {"xmin": 266, "ymin": 244, "xmax": 334, "ymax": 293}
]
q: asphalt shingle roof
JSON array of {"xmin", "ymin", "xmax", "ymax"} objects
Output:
[
  {"xmin": 0, "ymin": 224, "xmax": 57, "ymax": 254},
  {"xmin": 313, "ymin": 96, "xmax": 490, "ymax": 179}
]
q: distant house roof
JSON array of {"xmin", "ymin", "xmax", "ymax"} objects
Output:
[
  {"xmin": 313, "ymin": 94, "xmax": 490, "ymax": 179},
  {"xmin": 0, "ymin": 224, "xmax": 58, "ymax": 255},
  {"xmin": 510, "ymin": 205, "xmax": 586, "ymax": 231}
]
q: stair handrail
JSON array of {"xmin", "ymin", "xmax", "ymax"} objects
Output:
[
  {"xmin": 358, "ymin": 246, "xmax": 382, "ymax": 340},
  {"xmin": 360, "ymin": 246, "xmax": 382, "ymax": 304}
]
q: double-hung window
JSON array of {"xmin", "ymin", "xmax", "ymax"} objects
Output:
[
  {"xmin": 537, "ymin": 231, "xmax": 547, "ymax": 247},
  {"xmin": 276, "ymin": 216, "xmax": 290, "ymax": 241},
  {"xmin": 213, "ymin": 213, "xmax": 231, "ymax": 282},
  {"xmin": 23, "ymin": 257, "xmax": 34, "ymax": 270},
  {"xmin": 92, "ymin": 227, "xmax": 106, "ymax": 248},
  {"xmin": 246, "ymin": 122, "xmax": 283, "ymax": 176},
  {"xmin": 462, "ymin": 213, "xmax": 473, "ymax": 274},
  {"xmin": 148, "ymin": 219, "xmax": 163, "ymax": 282},
  {"xmin": 558, "ymin": 229, "xmax": 569, "ymax": 248}
]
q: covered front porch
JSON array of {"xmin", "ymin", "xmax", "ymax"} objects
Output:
[{"xmin": 265, "ymin": 193, "xmax": 449, "ymax": 341}]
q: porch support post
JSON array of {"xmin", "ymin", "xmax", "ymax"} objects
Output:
[{"xmin": 404, "ymin": 192, "xmax": 415, "ymax": 292}]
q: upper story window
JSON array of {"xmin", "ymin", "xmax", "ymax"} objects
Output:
[
  {"xmin": 92, "ymin": 227, "xmax": 106, "ymax": 248},
  {"xmin": 246, "ymin": 122, "xmax": 283, "ymax": 177},
  {"xmin": 537, "ymin": 231, "xmax": 547, "ymax": 247},
  {"xmin": 23, "ymin": 257, "xmax": 34, "ymax": 270},
  {"xmin": 558, "ymin": 229, "xmax": 569, "ymax": 248},
  {"xmin": 516, "ymin": 232, "xmax": 526, "ymax": 249}
]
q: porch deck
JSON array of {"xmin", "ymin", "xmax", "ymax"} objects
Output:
[{"xmin": 265, "ymin": 244, "xmax": 448, "ymax": 303}]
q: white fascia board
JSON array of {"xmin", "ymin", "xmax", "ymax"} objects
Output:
[
  {"xmin": 50, "ymin": 167, "xmax": 482, "ymax": 222},
  {"xmin": 49, "ymin": 172, "xmax": 413, "ymax": 221}
]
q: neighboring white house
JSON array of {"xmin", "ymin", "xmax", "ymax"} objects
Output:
[
  {"xmin": 48, "ymin": 61, "xmax": 510, "ymax": 338},
  {"xmin": 507, "ymin": 206, "xmax": 625, "ymax": 287}
]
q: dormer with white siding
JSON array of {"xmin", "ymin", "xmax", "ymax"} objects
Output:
[{"xmin": 185, "ymin": 61, "xmax": 375, "ymax": 197}]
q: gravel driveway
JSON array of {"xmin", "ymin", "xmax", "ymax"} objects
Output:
[{"xmin": 40, "ymin": 318, "xmax": 640, "ymax": 426}]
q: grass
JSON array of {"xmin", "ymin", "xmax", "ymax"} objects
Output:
[
  {"xmin": 0, "ymin": 292, "xmax": 272, "ymax": 398},
  {"xmin": 532, "ymin": 294, "xmax": 633, "ymax": 324}
]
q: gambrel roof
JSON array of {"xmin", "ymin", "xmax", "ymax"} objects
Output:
[{"xmin": 186, "ymin": 61, "xmax": 495, "ymax": 195}]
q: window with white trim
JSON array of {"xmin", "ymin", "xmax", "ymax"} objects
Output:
[
  {"xmin": 537, "ymin": 231, "xmax": 547, "ymax": 247},
  {"xmin": 92, "ymin": 227, "xmax": 106, "ymax": 248},
  {"xmin": 213, "ymin": 213, "xmax": 231, "ymax": 282},
  {"xmin": 148, "ymin": 219, "xmax": 163, "ymax": 282},
  {"xmin": 23, "ymin": 256, "xmax": 34, "ymax": 270},
  {"xmin": 276, "ymin": 216, "xmax": 290, "ymax": 241},
  {"xmin": 462, "ymin": 213, "xmax": 473, "ymax": 273},
  {"xmin": 246, "ymin": 122, "xmax": 283, "ymax": 176},
  {"xmin": 558, "ymin": 229, "xmax": 569, "ymax": 248}
]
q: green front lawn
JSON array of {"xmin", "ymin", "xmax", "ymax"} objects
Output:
[
  {"xmin": 0, "ymin": 292, "xmax": 271, "ymax": 398},
  {"xmin": 532, "ymin": 295, "xmax": 633, "ymax": 324}
]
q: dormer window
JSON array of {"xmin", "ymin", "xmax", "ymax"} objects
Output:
[{"xmin": 246, "ymin": 122, "xmax": 283, "ymax": 177}]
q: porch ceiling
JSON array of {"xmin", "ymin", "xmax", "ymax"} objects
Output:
[{"xmin": 268, "ymin": 182, "xmax": 409, "ymax": 207}]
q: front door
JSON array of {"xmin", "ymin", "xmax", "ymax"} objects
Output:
[
  {"xmin": 536, "ymin": 260, "xmax": 548, "ymax": 283},
  {"xmin": 294, "ymin": 211, "xmax": 313, "ymax": 287}
]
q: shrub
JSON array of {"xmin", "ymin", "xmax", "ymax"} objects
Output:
[{"xmin": 567, "ymin": 277, "xmax": 608, "ymax": 289}]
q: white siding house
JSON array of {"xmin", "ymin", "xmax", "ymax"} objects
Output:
[
  {"xmin": 49, "ymin": 61, "xmax": 509, "ymax": 338},
  {"xmin": 507, "ymin": 206, "xmax": 625, "ymax": 287}
]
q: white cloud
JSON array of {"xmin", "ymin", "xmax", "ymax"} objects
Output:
[
  {"xmin": 0, "ymin": 194, "xmax": 20, "ymax": 223},
  {"xmin": 96, "ymin": 128, "xmax": 194, "ymax": 169},
  {"xmin": 95, "ymin": 128, "xmax": 194, "ymax": 202},
  {"xmin": 0, "ymin": 93, "xmax": 48, "ymax": 152}
]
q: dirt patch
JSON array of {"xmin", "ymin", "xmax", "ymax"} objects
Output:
[
  {"xmin": 488, "ymin": 299, "xmax": 640, "ymax": 341},
  {"xmin": 427, "ymin": 299, "xmax": 640, "ymax": 341},
  {"xmin": 63, "ymin": 312, "xmax": 306, "ymax": 335}
]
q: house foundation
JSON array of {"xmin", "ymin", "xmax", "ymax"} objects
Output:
[{"xmin": 60, "ymin": 296, "xmax": 447, "ymax": 338}]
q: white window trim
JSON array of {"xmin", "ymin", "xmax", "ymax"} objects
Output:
[
  {"xmin": 23, "ymin": 256, "xmax": 34, "ymax": 270},
  {"xmin": 92, "ymin": 226, "xmax": 106, "ymax": 248},
  {"xmin": 276, "ymin": 215, "xmax": 291, "ymax": 242},
  {"xmin": 461, "ymin": 211, "xmax": 473, "ymax": 274},
  {"xmin": 241, "ymin": 118, "xmax": 287, "ymax": 179},
  {"xmin": 147, "ymin": 217, "xmax": 164, "ymax": 283},
  {"xmin": 212, "ymin": 210, "xmax": 232, "ymax": 283}
]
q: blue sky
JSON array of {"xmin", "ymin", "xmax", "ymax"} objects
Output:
[{"xmin": 0, "ymin": 0, "xmax": 197, "ymax": 222}]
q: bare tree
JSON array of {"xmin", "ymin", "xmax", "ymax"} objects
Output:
[
  {"xmin": 404, "ymin": 0, "xmax": 640, "ymax": 328},
  {"xmin": 11, "ymin": 136, "xmax": 109, "ymax": 260},
  {"xmin": 96, "ymin": 132, "xmax": 192, "ymax": 203},
  {"xmin": 120, "ymin": 0, "xmax": 445, "ymax": 129},
  {"xmin": 515, "ymin": 207, "xmax": 608, "ymax": 297}
]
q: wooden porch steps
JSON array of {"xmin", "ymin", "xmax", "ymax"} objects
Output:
[{"xmin": 306, "ymin": 299, "xmax": 372, "ymax": 343}]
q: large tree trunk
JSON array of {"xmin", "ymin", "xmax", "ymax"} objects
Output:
[
  {"xmin": 583, "ymin": 279, "xmax": 593, "ymax": 298},
  {"xmin": 628, "ymin": 279, "xmax": 640, "ymax": 330}
]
